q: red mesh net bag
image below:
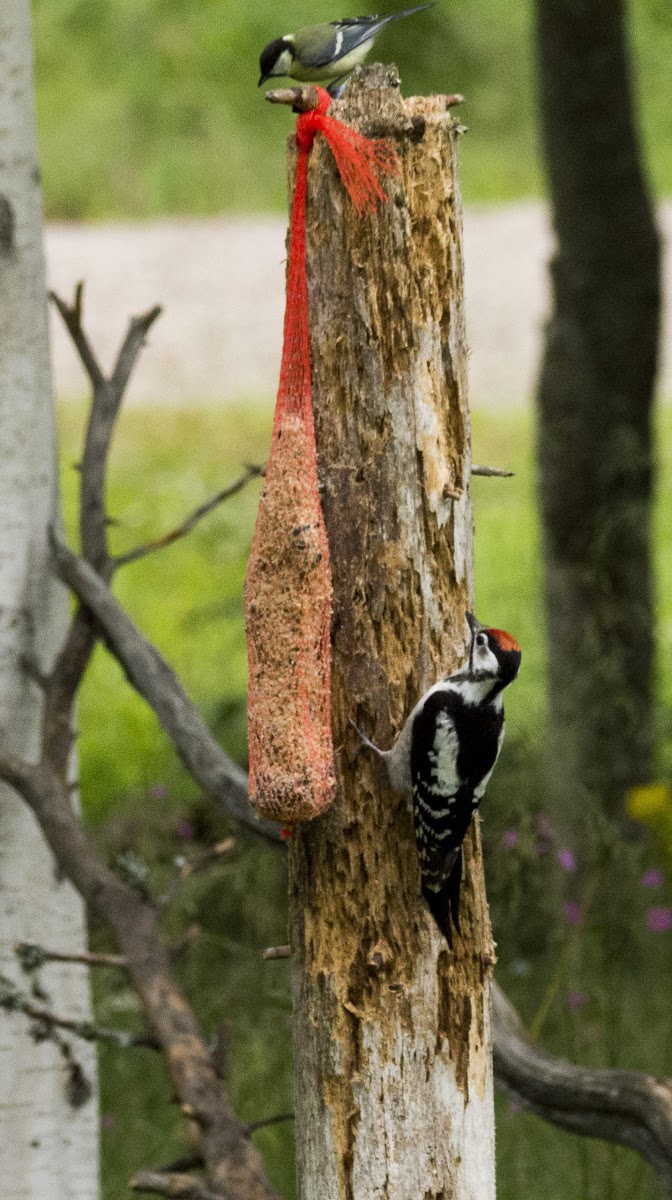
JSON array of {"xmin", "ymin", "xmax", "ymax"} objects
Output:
[{"xmin": 244, "ymin": 88, "xmax": 398, "ymax": 825}]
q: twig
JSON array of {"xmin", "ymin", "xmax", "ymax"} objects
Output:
[
  {"xmin": 50, "ymin": 535, "xmax": 282, "ymax": 845},
  {"xmin": 15, "ymin": 942, "xmax": 127, "ymax": 971},
  {"xmin": 245, "ymin": 1112, "xmax": 294, "ymax": 1135},
  {"xmin": 493, "ymin": 982, "xmax": 672, "ymax": 1192},
  {"xmin": 0, "ymin": 972, "xmax": 158, "ymax": 1049},
  {"xmin": 49, "ymin": 284, "xmax": 105, "ymax": 391},
  {"xmin": 265, "ymin": 86, "xmax": 320, "ymax": 113},
  {"xmin": 471, "ymin": 465, "xmax": 515, "ymax": 478},
  {"xmin": 130, "ymin": 1171, "xmax": 223, "ymax": 1200},
  {"xmin": 150, "ymin": 1156, "xmax": 204, "ymax": 1176},
  {"xmin": 116, "ymin": 466, "xmax": 265, "ymax": 568},
  {"xmin": 262, "ymin": 945, "xmax": 291, "ymax": 961},
  {"xmin": 160, "ymin": 838, "xmax": 236, "ymax": 907},
  {"xmin": 20, "ymin": 654, "xmax": 50, "ymax": 690}
]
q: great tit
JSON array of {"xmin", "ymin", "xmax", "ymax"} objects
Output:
[{"xmin": 258, "ymin": 5, "xmax": 435, "ymax": 95}]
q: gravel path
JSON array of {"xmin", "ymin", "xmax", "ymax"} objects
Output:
[{"xmin": 45, "ymin": 201, "xmax": 672, "ymax": 410}]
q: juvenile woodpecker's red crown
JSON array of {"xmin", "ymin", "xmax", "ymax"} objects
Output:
[{"xmin": 485, "ymin": 628, "xmax": 520, "ymax": 654}]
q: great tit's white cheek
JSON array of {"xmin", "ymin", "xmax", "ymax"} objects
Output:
[{"xmin": 272, "ymin": 48, "xmax": 294, "ymax": 76}]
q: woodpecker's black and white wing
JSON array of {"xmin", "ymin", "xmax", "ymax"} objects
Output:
[
  {"xmin": 410, "ymin": 691, "xmax": 473, "ymax": 946},
  {"xmin": 410, "ymin": 686, "xmax": 505, "ymax": 945}
]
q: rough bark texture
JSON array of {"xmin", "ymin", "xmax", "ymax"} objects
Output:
[
  {"xmin": 0, "ymin": 5, "xmax": 99, "ymax": 1196},
  {"xmin": 534, "ymin": 0, "xmax": 661, "ymax": 831},
  {"xmin": 289, "ymin": 67, "xmax": 495, "ymax": 1200}
]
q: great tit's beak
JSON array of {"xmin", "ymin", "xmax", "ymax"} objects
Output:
[{"xmin": 258, "ymin": 75, "xmax": 268, "ymax": 87}]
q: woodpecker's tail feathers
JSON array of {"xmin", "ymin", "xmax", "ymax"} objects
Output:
[{"xmin": 423, "ymin": 848, "xmax": 463, "ymax": 949}]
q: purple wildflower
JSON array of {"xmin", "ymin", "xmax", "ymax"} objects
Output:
[
  {"xmin": 536, "ymin": 814, "xmax": 556, "ymax": 841},
  {"xmin": 640, "ymin": 868, "xmax": 664, "ymax": 889},
  {"xmin": 508, "ymin": 1098, "xmax": 525, "ymax": 1117},
  {"xmin": 563, "ymin": 900, "xmax": 583, "ymax": 926},
  {"xmin": 176, "ymin": 819, "xmax": 196, "ymax": 841},
  {"xmin": 558, "ymin": 849, "xmax": 577, "ymax": 872},
  {"xmin": 567, "ymin": 990, "xmax": 588, "ymax": 1011},
  {"xmin": 501, "ymin": 829, "xmax": 519, "ymax": 850},
  {"xmin": 150, "ymin": 783, "xmax": 168, "ymax": 801},
  {"xmin": 646, "ymin": 906, "xmax": 672, "ymax": 934}
]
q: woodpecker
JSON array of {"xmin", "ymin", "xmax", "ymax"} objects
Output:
[
  {"xmin": 352, "ymin": 613, "xmax": 521, "ymax": 946},
  {"xmin": 258, "ymin": 6, "xmax": 436, "ymax": 96}
]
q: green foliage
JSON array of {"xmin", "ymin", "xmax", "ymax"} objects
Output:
[{"xmin": 33, "ymin": 0, "xmax": 672, "ymax": 218}]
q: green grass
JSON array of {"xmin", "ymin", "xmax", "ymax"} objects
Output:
[
  {"xmin": 55, "ymin": 399, "xmax": 672, "ymax": 1198},
  {"xmin": 33, "ymin": 0, "xmax": 672, "ymax": 218}
]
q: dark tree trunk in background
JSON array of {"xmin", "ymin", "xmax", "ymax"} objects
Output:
[{"xmin": 534, "ymin": 0, "xmax": 661, "ymax": 835}]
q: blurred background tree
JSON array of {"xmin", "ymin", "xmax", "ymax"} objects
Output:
[{"xmin": 535, "ymin": 0, "xmax": 660, "ymax": 838}]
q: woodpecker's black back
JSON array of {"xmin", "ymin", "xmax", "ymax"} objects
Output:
[{"xmin": 410, "ymin": 687, "xmax": 504, "ymax": 946}]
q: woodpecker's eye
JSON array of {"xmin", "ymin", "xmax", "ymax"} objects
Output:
[{"xmin": 476, "ymin": 633, "xmax": 488, "ymax": 647}]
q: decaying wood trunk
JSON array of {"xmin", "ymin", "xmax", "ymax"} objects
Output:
[{"xmin": 289, "ymin": 68, "xmax": 495, "ymax": 1200}]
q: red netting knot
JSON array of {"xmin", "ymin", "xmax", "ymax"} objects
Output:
[{"xmin": 295, "ymin": 88, "xmax": 332, "ymax": 153}]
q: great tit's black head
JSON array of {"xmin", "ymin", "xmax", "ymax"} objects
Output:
[
  {"xmin": 259, "ymin": 37, "xmax": 293, "ymax": 86},
  {"xmin": 466, "ymin": 612, "xmax": 521, "ymax": 689}
]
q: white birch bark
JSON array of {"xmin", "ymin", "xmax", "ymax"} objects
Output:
[{"xmin": 0, "ymin": 5, "xmax": 99, "ymax": 1197}]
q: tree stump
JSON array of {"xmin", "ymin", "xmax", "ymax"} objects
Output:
[{"xmin": 289, "ymin": 66, "xmax": 496, "ymax": 1200}]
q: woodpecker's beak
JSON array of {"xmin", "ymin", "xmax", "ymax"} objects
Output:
[{"xmin": 466, "ymin": 612, "xmax": 484, "ymax": 636}]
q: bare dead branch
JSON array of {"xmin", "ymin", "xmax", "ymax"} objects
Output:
[
  {"xmin": 160, "ymin": 838, "xmax": 236, "ymax": 907},
  {"xmin": 15, "ymin": 942, "xmax": 127, "ymax": 971},
  {"xmin": 262, "ymin": 945, "xmax": 291, "ymax": 960},
  {"xmin": 49, "ymin": 284, "xmax": 105, "ymax": 392},
  {"xmin": 0, "ymin": 971, "xmax": 158, "ymax": 1049},
  {"xmin": 471, "ymin": 464, "xmax": 515, "ymax": 478},
  {"xmin": 44, "ymin": 292, "xmax": 162, "ymax": 770},
  {"xmin": 130, "ymin": 1171, "xmax": 223, "ymax": 1200},
  {"xmin": 50, "ymin": 536, "xmax": 281, "ymax": 845},
  {"xmin": 266, "ymin": 85, "xmax": 320, "ymax": 112},
  {"xmin": 150, "ymin": 1156, "xmax": 205, "ymax": 1176},
  {"xmin": 116, "ymin": 466, "xmax": 265, "ymax": 568},
  {"xmin": 109, "ymin": 306, "xmax": 163, "ymax": 397},
  {"xmin": 245, "ymin": 1112, "xmax": 294, "ymax": 1135},
  {"xmin": 76, "ymin": 299, "xmax": 162, "ymax": 571},
  {"xmin": 493, "ymin": 982, "xmax": 672, "ymax": 1193},
  {"xmin": 20, "ymin": 653, "xmax": 50, "ymax": 690}
]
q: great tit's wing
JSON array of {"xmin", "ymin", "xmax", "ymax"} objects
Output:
[
  {"xmin": 294, "ymin": 18, "xmax": 379, "ymax": 69},
  {"xmin": 297, "ymin": 5, "xmax": 434, "ymax": 70}
]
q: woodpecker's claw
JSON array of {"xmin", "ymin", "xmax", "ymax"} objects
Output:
[{"xmin": 348, "ymin": 719, "xmax": 382, "ymax": 768}]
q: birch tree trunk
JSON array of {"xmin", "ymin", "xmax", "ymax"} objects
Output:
[
  {"xmin": 289, "ymin": 69, "xmax": 495, "ymax": 1200},
  {"xmin": 0, "ymin": 6, "xmax": 99, "ymax": 1197}
]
